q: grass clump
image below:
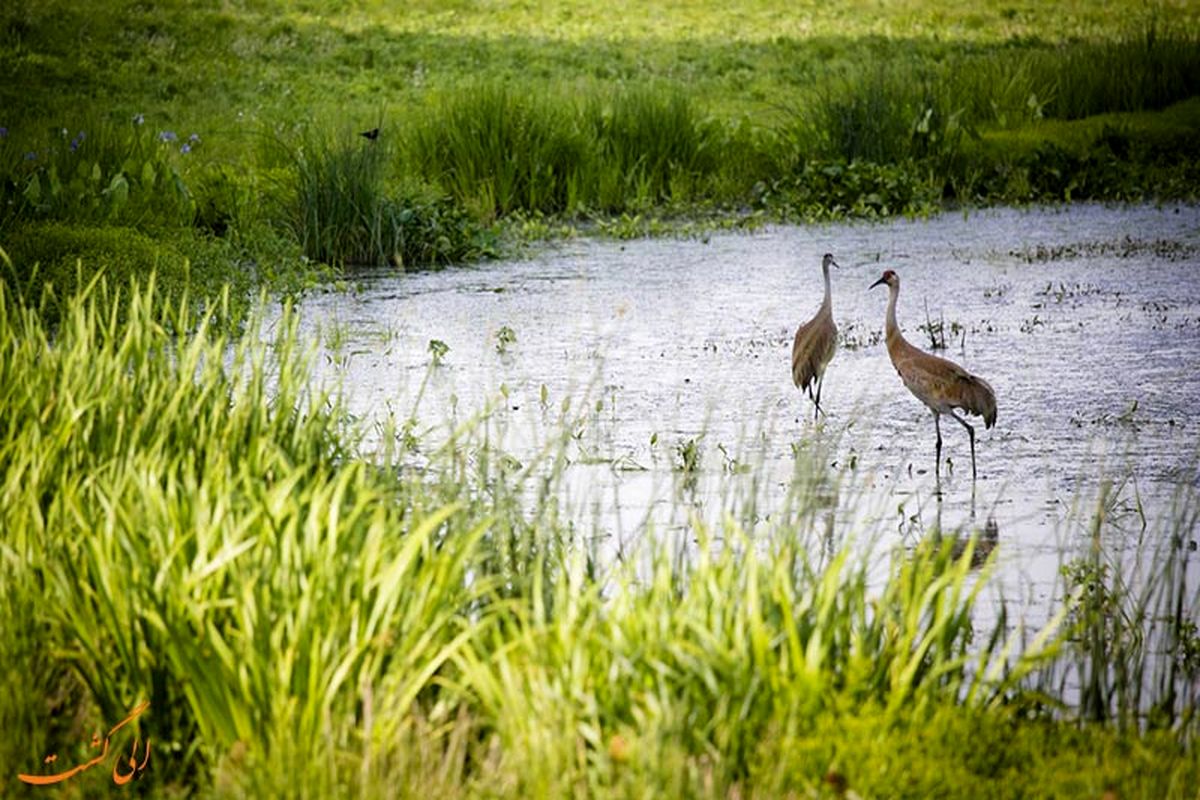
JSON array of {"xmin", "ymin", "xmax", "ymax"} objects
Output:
[
  {"xmin": 409, "ymin": 83, "xmax": 725, "ymax": 219},
  {"xmin": 584, "ymin": 87, "xmax": 721, "ymax": 211},
  {"xmin": 0, "ymin": 274, "xmax": 482, "ymax": 794},
  {"xmin": 1045, "ymin": 22, "xmax": 1200, "ymax": 120},
  {"xmin": 0, "ymin": 222, "xmax": 253, "ymax": 327},
  {"xmin": 408, "ymin": 83, "xmax": 590, "ymax": 220},
  {"xmin": 279, "ymin": 129, "xmax": 496, "ymax": 268}
]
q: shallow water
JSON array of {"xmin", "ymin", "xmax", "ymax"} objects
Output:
[{"xmin": 288, "ymin": 203, "xmax": 1200, "ymax": 625}]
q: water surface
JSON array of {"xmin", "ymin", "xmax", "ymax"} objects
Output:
[{"xmin": 287, "ymin": 203, "xmax": 1200, "ymax": 624}]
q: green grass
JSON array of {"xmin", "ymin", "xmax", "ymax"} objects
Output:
[
  {"xmin": 405, "ymin": 83, "xmax": 723, "ymax": 218},
  {"xmin": 6, "ymin": 1, "xmax": 1198, "ymax": 130},
  {"xmin": 278, "ymin": 128, "xmax": 496, "ymax": 267},
  {"xmin": 1, "ymin": 272, "xmax": 1197, "ymax": 797}
]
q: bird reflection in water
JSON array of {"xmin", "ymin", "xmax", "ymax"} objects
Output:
[
  {"xmin": 947, "ymin": 514, "xmax": 1000, "ymax": 569},
  {"xmin": 930, "ymin": 487, "xmax": 1000, "ymax": 569}
]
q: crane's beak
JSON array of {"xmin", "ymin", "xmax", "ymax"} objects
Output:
[
  {"xmin": 869, "ymin": 276, "xmax": 887, "ymax": 289},
  {"xmin": 831, "ymin": 260, "xmax": 840, "ymax": 270}
]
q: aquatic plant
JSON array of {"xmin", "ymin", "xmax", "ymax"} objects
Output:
[
  {"xmin": 428, "ymin": 337, "xmax": 450, "ymax": 366},
  {"xmin": 1047, "ymin": 480, "xmax": 1200, "ymax": 730},
  {"xmin": 407, "ymin": 82, "xmax": 589, "ymax": 219},
  {"xmin": 495, "ymin": 324, "xmax": 516, "ymax": 354},
  {"xmin": 0, "ymin": 115, "xmax": 194, "ymax": 231}
]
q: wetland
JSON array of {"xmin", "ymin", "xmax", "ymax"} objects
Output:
[
  {"xmin": 5, "ymin": 1, "xmax": 1200, "ymax": 794},
  {"xmin": 294, "ymin": 202, "xmax": 1200, "ymax": 624}
]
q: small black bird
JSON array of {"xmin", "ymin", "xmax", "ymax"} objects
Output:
[{"xmin": 360, "ymin": 127, "xmax": 380, "ymax": 141}]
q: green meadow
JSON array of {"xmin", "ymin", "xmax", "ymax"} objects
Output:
[
  {"xmin": 2, "ymin": 1, "xmax": 1200, "ymax": 796},
  {"xmin": 3, "ymin": 0, "xmax": 1200, "ymax": 288}
]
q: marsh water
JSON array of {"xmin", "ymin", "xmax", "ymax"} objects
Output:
[{"xmin": 287, "ymin": 203, "xmax": 1200, "ymax": 627}]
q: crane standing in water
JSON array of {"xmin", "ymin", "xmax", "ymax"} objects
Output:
[
  {"xmin": 792, "ymin": 253, "xmax": 840, "ymax": 420},
  {"xmin": 869, "ymin": 269, "xmax": 997, "ymax": 480}
]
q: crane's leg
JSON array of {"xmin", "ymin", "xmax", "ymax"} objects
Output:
[
  {"xmin": 949, "ymin": 411, "xmax": 978, "ymax": 480},
  {"xmin": 933, "ymin": 412, "xmax": 943, "ymax": 478},
  {"xmin": 813, "ymin": 373, "xmax": 825, "ymax": 420}
]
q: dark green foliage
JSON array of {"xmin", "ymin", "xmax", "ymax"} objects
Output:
[
  {"xmin": 584, "ymin": 87, "xmax": 721, "ymax": 210},
  {"xmin": 1046, "ymin": 24, "xmax": 1200, "ymax": 120},
  {"xmin": 806, "ymin": 62, "xmax": 926, "ymax": 164},
  {"xmin": 405, "ymin": 83, "xmax": 725, "ymax": 219},
  {"xmin": 760, "ymin": 159, "xmax": 942, "ymax": 220},
  {"xmin": 280, "ymin": 129, "xmax": 497, "ymax": 267}
]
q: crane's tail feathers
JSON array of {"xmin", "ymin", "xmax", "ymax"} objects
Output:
[
  {"xmin": 962, "ymin": 375, "xmax": 997, "ymax": 429},
  {"xmin": 792, "ymin": 360, "xmax": 814, "ymax": 392}
]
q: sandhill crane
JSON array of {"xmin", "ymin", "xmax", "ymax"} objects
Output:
[
  {"xmin": 870, "ymin": 270, "xmax": 996, "ymax": 480},
  {"xmin": 792, "ymin": 253, "xmax": 839, "ymax": 420}
]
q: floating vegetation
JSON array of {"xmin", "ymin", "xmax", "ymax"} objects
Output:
[{"xmin": 1010, "ymin": 235, "xmax": 1199, "ymax": 263}]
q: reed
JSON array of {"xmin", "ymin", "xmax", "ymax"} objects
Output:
[
  {"xmin": 583, "ymin": 87, "xmax": 721, "ymax": 210},
  {"xmin": 275, "ymin": 128, "xmax": 495, "ymax": 268},
  {"xmin": 1041, "ymin": 480, "xmax": 1200, "ymax": 731},
  {"xmin": 407, "ymin": 83, "xmax": 589, "ymax": 220}
]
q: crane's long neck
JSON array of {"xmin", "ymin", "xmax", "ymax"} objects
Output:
[
  {"xmin": 821, "ymin": 264, "xmax": 832, "ymax": 311},
  {"xmin": 885, "ymin": 282, "xmax": 904, "ymax": 348}
]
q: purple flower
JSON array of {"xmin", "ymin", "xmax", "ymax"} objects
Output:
[
  {"xmin": 133, "ymin": 113, "xmax": 145, "ymax": 125},
  {"xmin": 158, "ymin": 130, "xmax": 177, "ymax": 142},
  {"xmin": 0, "ymin": 127, "xmax": 8, "ymax": 138},
  {"xmin": 188, "ymin": 133, "xmax": 200, "ymax": 143},
  {"xmin": 24, "ymin": 151, "xmax": 37, "ymax": 161},
  {"xmin": 70, "ymin": 131, "xmax": 86, "ymax": 152},
  {"xmin": 180, "ymin": 143, "xmax": 191, "ymax": 154}
]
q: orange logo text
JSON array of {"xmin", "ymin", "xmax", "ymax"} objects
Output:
[{"xmin": 18, "ymin": 700, "xmax": 151, "ymax": 787}]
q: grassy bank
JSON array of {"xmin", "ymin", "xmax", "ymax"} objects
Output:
[
  {"xmin": 1, "ymin": 0, "xmax": 1199, "ymax": 300},
  {"xmin": 2, "ymin": 273, "xmax": 1197, "ymax": 797}
]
